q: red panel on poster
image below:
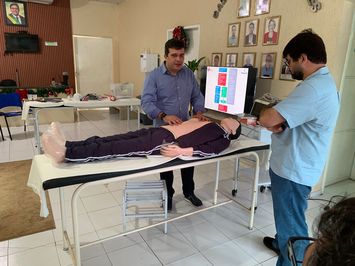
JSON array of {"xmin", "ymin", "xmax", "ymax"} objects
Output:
[
  {"xmin": 218, "ymin": 104, "xmax": 228, "ymax": 112},
  {"xmin": 217, "ymin": 73, "xmax": 227, "ymax": 86}
]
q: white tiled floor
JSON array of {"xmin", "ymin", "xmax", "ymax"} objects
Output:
[{"xmin": 1, "ymin": 109, "xmax": 354, "ymax": 266}]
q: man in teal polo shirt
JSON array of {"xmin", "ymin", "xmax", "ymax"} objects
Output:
[{"xmin": 259, "ymin": 30, "xmax": 339, "ymax": 266}]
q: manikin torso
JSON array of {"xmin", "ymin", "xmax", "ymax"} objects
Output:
[{"xmin": 161, "ymin": 118, "xmax": 211, "ymax": 139}]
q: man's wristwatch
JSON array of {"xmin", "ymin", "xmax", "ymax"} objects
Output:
[{"xmin": 160, "ymin": 112, "xmax": 167, "ymax": 120}]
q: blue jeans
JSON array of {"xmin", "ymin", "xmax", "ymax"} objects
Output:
[{"xmin": 269, "ymin": 168, "xmax": 311, "ymax": 266}]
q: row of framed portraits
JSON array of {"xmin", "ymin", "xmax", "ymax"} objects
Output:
[
  {"xmin": 227, "ymin": 15, "xmax": 281, "ymax": 47},
  {"xmin": 211, "ymin": 52, "xmax": 294, "ymax": 81},
  {"xmin": 238, "ymin": 0, "xmax": 272, "ymax": 18}
]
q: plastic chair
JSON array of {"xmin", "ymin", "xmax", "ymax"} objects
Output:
[
  {"xmin": 288, "ymin": 236, "xmax": 316, "ymax": 266},
  {"xmin": 0, "ymin": 93, "xmax": 26, "ymax": 140}
]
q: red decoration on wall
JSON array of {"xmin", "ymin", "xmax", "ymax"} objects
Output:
[{"xmin": 172, "ymin": 26, "xmax": 189, "ymax": 49}]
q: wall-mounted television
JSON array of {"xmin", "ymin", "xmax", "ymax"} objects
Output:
[
  {"xmin": 204, "ymin": 66, "xmax": 249, "ymax": 115},
  {"xmin": 4, "ymin": 32, "xmax": 40, "ymax": 53}
]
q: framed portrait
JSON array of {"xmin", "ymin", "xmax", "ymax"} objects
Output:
[
  {"xmin": 260, "ymin": 52, "xmax": 276, "ymax": 79},
  {"xmin": 211, "ymin": 53, "xmax": 223, "ymax": 67},
  {"xmin": 263, "ymin": 16, "xmax": 281, "ymax": 45},
  {"xmin": 280, "ymin": 59, "xmax": 294, "ymax": 81},
  {"xmin": 255, "ymin": 0, "xmax": 271, "ymax": 15},
  {"xmin": 226, "ymin": 53, "xmax": 237, "ymax": 67},
  {"xmin": 242, "ymin": 52, "xmax": 256, "ymax": 67},
  {"xmin": 227, "ymin": 22, "xmax": 240, "ymax": 47},
  {"xmin": 244, "ymin": 19, "xmax": 259, "ymax": 47},
  {"xmin": 237, "ymin": 0, "xmax": 250, "ymax": 18},
  {"xmin": 3, "ymin": 1, "xmax": 28, "ymax": 27}
]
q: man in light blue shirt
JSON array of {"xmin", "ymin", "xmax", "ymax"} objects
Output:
[
  {"xmin": 141, "ymin": 39, "xmax": 207, "ymax": 211},
  {"xmin": 259, "ymin": 30, "xmax": 339, "ymax": 266}
]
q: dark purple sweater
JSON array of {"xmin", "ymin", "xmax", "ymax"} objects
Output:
[{"xmin": 176, "ymin": 123, "xmax": 231, "ymax": 157}]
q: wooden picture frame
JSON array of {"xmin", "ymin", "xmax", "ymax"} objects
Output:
[
  {"xmin": 227, "ymin": 22, "xmax": 240, "ymax": 47},
  {"xmin": 255, "ymin": 0, "xmax": 271, "ymax": 16},
  {"xmin": 260, "ymin": 52, "xmax": 276, "ymax": 79},
  {"xmin": 244, "ymin": 19, "xmax": 259, "ymax": 47},
  {"xmin": 237, "ymin": 0, "xmax": 250, "ymax": 18},
  {"xmin": 279, "ymin": 58, "xmax": 294, "ymax": 81},
  {"xmin": 242, "ymin": 52, "xmax": 256, "ymax": 67},
  {"xmin": 262, "ymin": 16, "xmax": 281, "ymax": 45},
  {"xmin": 225, "ymin": 53, "xmax": 238, "ymax": 67},
  {"xmin": 3, "ymin": 0, "xmax": 28, "ymax": 27},
  {"xmin": 211, "ymin": 53, "xmax": 223, "ymax": 67}
]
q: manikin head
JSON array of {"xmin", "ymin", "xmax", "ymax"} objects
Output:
[{"xmin": 220, "ymin": 118, "xmax": 240, "ymax": 139}]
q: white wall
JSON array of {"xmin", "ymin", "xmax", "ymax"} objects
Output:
[
  {"xmin": 70, "ymin": 0, "xmax": 120, "ymax": 82},
  {"xmin": 324, "ymin": 3, "xmax": 355, "ymax": 185}
]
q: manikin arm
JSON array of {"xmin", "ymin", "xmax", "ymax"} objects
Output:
[
  {"xmin": 160, "ymin": 137, "xmax": 231, "ymax": 158},
  {"xmin": 160, "ymin": 145, "xmax": 193, "ymax": 157}
]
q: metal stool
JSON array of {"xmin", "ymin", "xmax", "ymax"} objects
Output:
[{"xmin": 123, "ymin": 180, "xmax": 168, "ymax": 233}]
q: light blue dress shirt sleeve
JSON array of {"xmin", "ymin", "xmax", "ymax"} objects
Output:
[
  {"xmin": 141, "ymin": 70, "xmax": 161, "ymax": 120},
  {"xmin": 274, "ymin": 82, "xmax": 317, "ymax": 129}
]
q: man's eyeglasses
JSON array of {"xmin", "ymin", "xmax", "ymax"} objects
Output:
[
  {"xmin": 288, "ymin": 236, "xmax": 316, "ymax": 266},
  {"xmin": 283, "ymin": 58, "xmax": 291, "ymax": 67}
]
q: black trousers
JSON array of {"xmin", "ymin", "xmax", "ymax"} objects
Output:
[
  {"xmin": 65, "ymin": 127, "xmax": 175, "ymax": 162},
  {"xmin": 160, "ymin": 166, "xmax": 195, "ymax": 198}
]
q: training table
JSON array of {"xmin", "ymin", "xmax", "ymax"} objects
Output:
[{"xmin": 28, "ymin": 137, "xmax": 269, "ymax": 266}]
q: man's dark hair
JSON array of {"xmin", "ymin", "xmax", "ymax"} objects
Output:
[
  {"xmin": 164, "ymin": 39, "xmax": 185, "ymax": 56},
  {"xmin": 306, "ymin": 197, "xmax": 355, "ymax": 266},
  {"xmin": 10, "ymin": 3, "xmax": 20, "ymax": 9},
  {"xmin": 283, "ymin": 29, "xmax": 327, "ymax": 64}
]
